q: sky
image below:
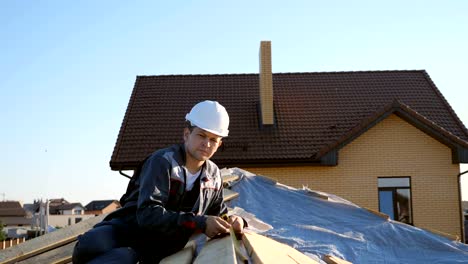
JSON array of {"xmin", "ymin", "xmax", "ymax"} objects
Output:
[{"xmin": 1, "ymin": 1, "xmax": 468, "ymax": 205}]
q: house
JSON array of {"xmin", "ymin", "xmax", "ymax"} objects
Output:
[
  {"xmin": 0, "ymin": 201, "xmax": 30, "ymax": 227},
  {"xmin": 29, "ymin": 198, "xmax": 95, "ymax": 228},
  {"xmin": 109, "ymin": 41, "xmax": 468, "ymax": 240},
  {"xmin": 85, "ymin": 200, "xmax": 121, "ymax": 215},
  {"xmin": 0, "ymin": 201, "xmax": 31, "ymax": 240},
  {"xmin": 48, "ymin": 199, "xmax": 85, "ymax": 215}
]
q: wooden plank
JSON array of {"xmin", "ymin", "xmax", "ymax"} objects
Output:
[
  {"xmin": 18, "ymin": 241, "xmax": 76, "ymax": 264},
  {"xmin": 222, "ymin": 174, "xmax": 240, "ymax": 185},
  {"xmin": 0, "ymin": 214, "xmax": 106, "ymax": 264},
  {"xmin": 223, "ymin": 189, "xmax": 240, "ymax": 202},
  {"xmin": 306, "ymin": 190, "xmax": 329, "ymax": 200},
  {"xmin": 228, "ymin": 227, "xmax": 248, "ymax": 262},
  {"xmin": 242, "ymin": 232, "xmax": 319, "ymax": 264},
  {"xmin": 322, "ymin": 254, "xmax": 353, "ymax": 264},
  {"xmin": 363, "ymin": 207, "xmax": 390, "ymax": 221},
  {"xmin": 193, "ymin": 236, "xmax": 237, "ymax": 264},
  {"xmin": 160, "ymin": 240, "xmax": 195, "ymax": 264},
  {"xmin": 229, "ymin": 207, "xmax": 273, "ymax": 233},
  {"xmin": 51, "ymin": 257, "xmax": 73, "ymax": 264}
]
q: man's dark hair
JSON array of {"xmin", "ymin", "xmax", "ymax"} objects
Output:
[{"xmin": 185, "ymin": 121, "xmax": 195, "ymax": 132}]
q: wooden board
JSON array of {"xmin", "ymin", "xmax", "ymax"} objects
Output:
[
  {"xmin": 363, "ymin": 207, "xmax": 390, "ymax": 221},
  {"xmin": 223, "ymin": 189, "xmax": 240, "ymax": 202},
  {"xmin": 305, "ymin": 190, "xmax": 329, "ymax": 200},
  {"xmin": 222, "ymin": 174, "xmax": 240, "ymax": 185},
  {"xmin": 242, "ymin": 232, "xmax": 319, "ymax": 264},
  {"xmin": 229, "ymin": 207, "xmax": 273, "ymax": 233},
  {"xmin": 193, "ymin": 236, "xmax": 237, "ymax": 264},
  {"xmin": 323, "ymin": 254, "xmax": 353, "ymax": 264},
  {"xmin": 0, "ymin": 214, "xmax": 106, "ymax": 264},
  {"xmin": 17, "ymin": 241, "xmax": 76, "ymax": 264}
]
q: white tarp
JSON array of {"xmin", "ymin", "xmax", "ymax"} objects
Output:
[{"xmin": 225, "ymin": 168, "xmax": 468, "ymax": 263}]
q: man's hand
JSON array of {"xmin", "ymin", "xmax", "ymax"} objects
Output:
[
  {"xmin": 205, "ymin": 216, "xmax": 230, "ymax": 238},
  {"xmin": 228, "ymin": 215, "xmax": 244, "ymax": 234}
]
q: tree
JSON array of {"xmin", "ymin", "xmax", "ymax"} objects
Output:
[{"xmin": 0, "ymin": 220, "xmax": 6, "ymax": 241}]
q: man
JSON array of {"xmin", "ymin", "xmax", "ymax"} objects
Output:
[{"xmin": 73, "ymin": 100, "xmax": 245, "ymax": 263}]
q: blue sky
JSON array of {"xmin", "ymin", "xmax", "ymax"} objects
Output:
[{"xmin": 1, "ymin": 1, "xmax": 467, "ymax": 205}]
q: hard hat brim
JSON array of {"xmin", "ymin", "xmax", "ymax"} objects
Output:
[{"xmin": 186, "ymin": 115, "xmax": 229, "ymax": 137}]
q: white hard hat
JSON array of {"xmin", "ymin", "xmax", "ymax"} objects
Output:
[{"xmin": 185, "ymin": 100, "xmax": 230, "ymax": 137}]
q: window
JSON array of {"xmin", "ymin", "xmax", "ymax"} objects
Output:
[
  {"xmin": 378, "ymin": 177, "xmax": 413, "ymax": 225},
  {"xmin": 74, "ymin": 209, "xmax": 82, "ymax": 215}
]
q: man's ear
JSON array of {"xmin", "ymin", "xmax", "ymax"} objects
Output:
[
  {"xmin": 183, "ymin": 128, "xmax": 190, "ymax": 141},
  {"xmin": 218, "ymin": 140, "xmax": 223, "ymax": 147}
]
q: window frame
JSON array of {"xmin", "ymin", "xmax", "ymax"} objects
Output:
[{"xmin": 378, "ymin": 176, "xmax": 414, "ymax": 225}]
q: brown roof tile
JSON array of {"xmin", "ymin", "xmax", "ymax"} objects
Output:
[
  {"xmin": 0, "ymin": 202, "xmax": 26, "ymax": 217},
  {"xmin": 110, "ymin": 70, "xmax": 468, "ymax": 169},
  {"xmin": 85, "ymin": 200, "xmax": 120, "ymax": 211},
  {"xmin": 0, "ymin": 201, "xmax": 22, "ymax": 209}
]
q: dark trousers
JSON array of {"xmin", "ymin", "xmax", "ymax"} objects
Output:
[
  {"xmin": 72, "ymin": 218, "xmax": 187, "ymax": 263},
  {"xmin": 72, "ymin": 219, "xmax": 140, "ymax": 264}
]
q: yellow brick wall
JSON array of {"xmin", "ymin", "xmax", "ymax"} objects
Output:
[{"xmin": 246, "ymin": 114, "xmax": 461, "ymax": 238}]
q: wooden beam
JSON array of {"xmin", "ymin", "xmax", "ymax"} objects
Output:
[
  {"xmin": 322, "ymin": 254, "xmax": 353, "ymax": 264},
  {"xmin": 0, "ymin": 214, "xmax": 106, "ymax": 264},
  {"xmin": 222, "ymin": 174, "xmax": 240, "ymax": 185},
  {"xmin": 363, "ymin": 207, "xmax": 390, "ymax": 221},
  {"xmin": 223, "ymin": 189, "xmax": 239, "ymax": 202},
  {"xmin": 193, "ymin": 236, "xmax": 237, "ymax": 264},
  {"xmin": 17, "ymin": 241, "xmax": 76, "ymax": 264},
  {"xmin": 306, "ymin": 190, "xmax": 329, "ymax": 200},
  {"xmin": 242, "ymin": 231, "xmax": 319, "ymax": 264}
]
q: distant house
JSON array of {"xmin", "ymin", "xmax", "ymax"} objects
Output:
[
  {"xmin": 48, "ymin": 198, "xmax": 85, "ymax": 215},
  {"xmin": 30, "ymin": 198, "xmax": 94, "ymax": 228},
  {"xmin": 85, "ymin": 200, "xmax": 121, "ymax": 215},
  {"xmin": 51, "ymin": 203, "xmax": 85, "ymax": 216},
  {"xmin": 109, "ymin": 41, "xmax": 468, "ymax": 241},
  {"xmin": 0, "ymin": 201, "xmax": 30, "ymax": 227}
]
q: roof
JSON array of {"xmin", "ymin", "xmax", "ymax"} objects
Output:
[
  {"xmin": 85, "ymin": 200, "xmax": 120, "ymax": 211},
  {"xmin": 49, "ymin": 203, "xmax": 84, "ymax": 214},
  {"xmin": 0, "ymin": 202, "xmax": 26, "ymax": 216},
  {"xmin": 110, "ymin": 70, "xmax": 468, "ymax": 170},
  {"xmin": 0, "ymin": 201, "xmax": 22, "ymax": 209},
  {"xmin": 48, "ymin": 198, "xmax": 69, "ymax": 207},
  {"xmin": 0, "ymin": 208, "xmax": 26, "ymax": 217}
]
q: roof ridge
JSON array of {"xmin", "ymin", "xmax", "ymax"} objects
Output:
[
  {"xmin": 273, "ymin": 69, "xmax": 426, "ymax": 75},
  {"xmin": 137, "ymin": 73, "xmax": 258, "ymax": 77},
  {"xmin": 136, "ymin": 69, "xmax": 426, "ymax": 78}
]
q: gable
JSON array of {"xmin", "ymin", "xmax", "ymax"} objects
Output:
[{"xmin": 341, "ymin": 114, "xmax": 454, "ymax": 167}]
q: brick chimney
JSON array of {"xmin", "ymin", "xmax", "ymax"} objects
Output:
[{"xmin": 259, "ymin": 41, "xmax": 274, "ymax": 125}]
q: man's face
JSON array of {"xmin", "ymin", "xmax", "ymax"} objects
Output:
[{"xmin": 184, "ymin": 127, "xmax": 223, "ymax": 162}]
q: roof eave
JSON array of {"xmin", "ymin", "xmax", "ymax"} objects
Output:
[{"xmin": 316, "ymin": 100, "xmax": 468, "ymax": 164}]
